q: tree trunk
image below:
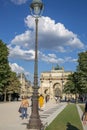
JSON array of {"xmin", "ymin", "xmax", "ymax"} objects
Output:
[
  {"xmin": 8, "ymin": 94, "xmax": 11, "ymax": 102},
  {"xmin": 75, "ymin": 93, "xmax": 78, "ymax": 103},
  {"xmin": 4, "ymin": 89, "xmax": 7, "ymax": 102}
]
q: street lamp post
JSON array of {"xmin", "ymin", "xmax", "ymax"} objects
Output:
[{"xmin": 27, "ymin": 0, "xmax": 44, "ymax": 130}]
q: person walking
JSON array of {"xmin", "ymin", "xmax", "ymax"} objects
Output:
[
  {"xmin": 82, "ymin": 101, "xmax": 87, "ymax": 124},
  {"xmin": 38, "ymin": 94, "xmax": 44, "ymax": 110},
  {"xmin": 20, "ymin": 96, "xmax": 29, "ymax": 119}
]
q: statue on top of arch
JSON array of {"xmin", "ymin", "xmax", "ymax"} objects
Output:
[{"xmin": 54, "ymin": 64, "xmax": 64, "ymax": 70}]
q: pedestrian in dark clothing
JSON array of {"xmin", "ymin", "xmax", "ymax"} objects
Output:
[
  {"xmin": 82, "ymin": 101, "xmax": 87, "ymax": 124},
  {"xmin": 85, "ymin": 101, "xmax": 87, "ymax": 112}
]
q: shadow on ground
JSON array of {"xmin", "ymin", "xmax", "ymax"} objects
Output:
[{"xmin": 66, "ymin": 122, "xmax": 79, "ymax": 130}]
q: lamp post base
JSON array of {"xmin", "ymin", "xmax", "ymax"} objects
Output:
[
  {"xmin": 27, "ymin": 129, "xmax": 41, "ymax": 130},
  {"xmin": 27, "ymin": 126, "xmax": 45, "ymax": 130},
  {"xmin": 27, "ymin": 129, "xmax": 44, "ymax": 130},
  {"xmin": 27, "ymin": 121, "xmax": 44, "ymax": 130},
  {"xmin": 27, "ymin": 124, "xmax": 44, "ymax": 130}
]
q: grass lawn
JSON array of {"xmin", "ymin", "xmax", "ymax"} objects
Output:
[
  {"xmin": 79, "ymin": 104, "xmax": 85, "ymax": 112},
  {"xmin": 45, "ymin": 103, "xmax": 83, "ymax": 130}
]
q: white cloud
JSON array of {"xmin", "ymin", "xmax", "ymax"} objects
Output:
[
  {"xmin": 11, "ymin": 30, "xmax": 34, "ymax": 49},
  {"xmin": 39, "ymin": 52, "xmax": 77, "ymax": 64},
  {"xmin": 48, "ymin": 54, "xmax": 57, "ymax": 59},
  {"xmin": 11, "ymin": 15, "xmax": 84, "ymax": 52},
  {"xmin": 8, "ymin": 44, "xmax": 64, "ymax": 64},
  {"xmin": 9, "ymin": 62, "xmax": 33, "ymax": 82},
  {"xmin": 8, "ymin": 45, "xmax": 35, "ymax": 60},
  {"xmin": 9, "ymin": 63, "xmax": 25, "ymax": 73},
  {"xmin": 11, "ymin": 0, "xmax": 28, "ymax": 5},
  {"xmin": 25, "ymin": 16, "xmax": 84, "ymax": 51},
  {"xmin": 8, "ymin": 44, "xmax": 77, "ymax": 65},
  {"xmin": 8, "ymin": 15, "xmax": 84, "ymax": 66},
  {"xmin": 65, "ymin": 57, "xmax": 77, "ymax": 62},
  {"xmin": 39, "ymin": 52, "xmax": 64, "ymax": 64}
]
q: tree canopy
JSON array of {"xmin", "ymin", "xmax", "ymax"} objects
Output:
[
  {"xmin": 63, "ymin": 51, "xmax": 87, "ymax": 99},
  {"xmin": 0, "ymin": 40, "xmax": 20, "ymax": 101},
  {"xmin": 77, "ymin": 51, "xmax": 87, "ymax": 93},
  {"xmin": 0, "ymin": 40, "xmax": 11, "ymax": 93}
]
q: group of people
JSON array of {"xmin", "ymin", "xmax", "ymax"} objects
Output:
[
  {"xmin": 19, "ymin": 94, "xmax": 44, "ymax": 119},
  {"xmin": 19, "ymin": 95, "xmax": 87, "ymax": 125}
]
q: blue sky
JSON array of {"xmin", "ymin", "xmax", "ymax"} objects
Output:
[{"xmin": 0, "ymin": 0, "xmax": 87, "ymax": 82}]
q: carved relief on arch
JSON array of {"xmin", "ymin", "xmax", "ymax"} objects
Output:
[
  {"xmin": 44, "ymin": 89, "xmax": 49, "ymax": 94},
  {"xmin": 44, "ymin": 89, "xmax": 50, "ymax": 102}
]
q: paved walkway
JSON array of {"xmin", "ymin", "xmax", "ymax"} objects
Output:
[
  {"xmin": 39, "ymin": 101, "xmax": 67, "ymax": 126},
  {"xmin": 77, "ymin": 104, "xmax": 87, "ymax": 130},
  {"xmin": 0, "ymin": 101, "xmax": 87, "ymax": 130},
  {"xmin": 0, "ymin": 101, "xmax": 66, "ymax": 130}
]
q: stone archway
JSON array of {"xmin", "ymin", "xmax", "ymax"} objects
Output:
[{"xmin": 53, "ymin": 83, "xmax": 62, "ymax": 97}]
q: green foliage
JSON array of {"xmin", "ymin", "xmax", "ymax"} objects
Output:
[
  {"xmin": 77, "ymin": 51, "xmax": 87, "ymax": 72},
  {"xmin": 77, "ymin": 51, "xmax": 87, "ymax": 93},
  {"xmin": 0, "ymin": 40, "xmax": 11, "ymax": 93},
  {"xmin": 63, "ymin": 73, "xmax": 79, "ymax": 95},
  {"xmin": 0, "ymin": 40, "xmax": 21, "ymax": 100},
  {"xmin": 6, "ymin": 71, "xmax": 21, "ymax": 94},
  {"xmin": 63, "ymin": 51, "xmax": 87, "ymax": 96},
  {"xmin": 63, "ymin": 80, "xmax": 74, "ymax": 94}
]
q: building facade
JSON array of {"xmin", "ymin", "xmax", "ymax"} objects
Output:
[
  {"xmin": 39, "ymin": 66, "xmax": 73, "ymax": 102},
  {"xmin": 18, "ymin": 73, "xmax": 33, "ymax": 98}
]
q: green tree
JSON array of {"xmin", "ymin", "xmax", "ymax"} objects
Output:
[
  {"xmin": 63, "ymin": 51, "xmax": 87, "ymax": 102},
  {"xmin": 0, "ymin": 40, "xmax": 11, "ymax": 101},
  {"xmin": 7, "ymin": 71, "xmax": 21, "ymax": 101},
  {"xmin": 77, "ymin": 51, "xmax": 87, "ymax": 93},
  {"xmin": 63, "ymin": 73, "xmax": 79, "ymax": 102}
]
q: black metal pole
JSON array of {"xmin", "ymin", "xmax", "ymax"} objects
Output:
[{"xmin": 27, "ymin": 18, "xmax": 43, "ymax": 130}]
